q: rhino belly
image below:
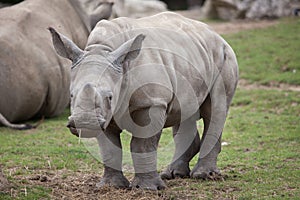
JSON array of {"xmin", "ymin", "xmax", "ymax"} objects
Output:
[{"xmin": 0, "ymin": 86, "xmax": 46, "ymax": 122}]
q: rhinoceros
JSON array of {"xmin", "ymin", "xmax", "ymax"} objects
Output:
[
  {"xmin": 0, "ymin": 0, "xmax": 113, "ymax": 129},
  {"xmin": 50, "ymin": 12, "xmax": 238, "ymax": 190},
  {"xmin": 113, "ymin": 0, "xmax": 167, "ymax": 18}
]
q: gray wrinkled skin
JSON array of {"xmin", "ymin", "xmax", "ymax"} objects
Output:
[
  {"xmin": 50, "ymin": 12, "xmax": 238, "ymax": 190},
  {"xmin": 0, "ymin": 0, "xmax": 113, "ymax": 129}
]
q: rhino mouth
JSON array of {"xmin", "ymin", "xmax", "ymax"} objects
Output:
[
  {"xmin": 68, "ymin": 125, "xmax": 79, "ymax": 136},
  {"xmin": 66, "ymin": 119, "xmax": 103, "ymax": 138}
]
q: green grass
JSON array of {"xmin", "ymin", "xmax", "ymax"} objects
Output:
[
  {"xmin": 0, "ymin": 111, "xmax": 104, "ymax": 199},
  {"xmin": 218, "ymin": 89, "xmax": 300, "ymax": 199},
  {"xmin": 0, "ymin": 19, "xmax": 300, "ymax": 199},
  {"xmin": 223, "ymin": 18, "xmax": 300, "ymax": 85},
  {"xmin": 0, "ymin": 110, "xmax": 103, "ymax": 173}
]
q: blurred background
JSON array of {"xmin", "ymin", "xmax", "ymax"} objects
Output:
[{"xmin": 1, "ymin": 0, "xmax": 300, "ymax": 20}]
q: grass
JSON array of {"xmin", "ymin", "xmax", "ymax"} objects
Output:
[
  {"xmin": 0, "ymin": 18, "xmax": 300, "ymax": 199},
  {"xmin": 223, "ymin": 18, "xmax": 300, "ymax": 85},
  {"xmin": 0, "ymin": 110, "xmax": 102, "ymax": 172},
  {"xmin": 218, "ymin": 89, "xmax": 300, "ymax": 199}
]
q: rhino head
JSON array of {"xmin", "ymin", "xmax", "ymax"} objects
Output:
[{"xmin": 49, "ymin": 27, "xmax": 145, "ymax": 137}]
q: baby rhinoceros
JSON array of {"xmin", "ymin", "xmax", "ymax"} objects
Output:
[{"xmin": 49, "ymin": 12, "xmax": 238, "ymax": 190}]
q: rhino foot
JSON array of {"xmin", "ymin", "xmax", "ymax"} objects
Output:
[
  {"xmin": 160, "ymin": 160, "xmax": 190, "ymax": 180},
  {"xmin": 96, "ymin": 171, "xmax": 130, "ymax": 189},
  {"xmin": 130, "ymin": 172, "xmax": 166, "ymax": 190},
  {"xmin": 190, "ymin": 166, "xmax": 222, "ymax": 180}
]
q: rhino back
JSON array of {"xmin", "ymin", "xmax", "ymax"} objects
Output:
[
  {"xmin": 88, "ymin": 12, "xmax": 227, "ymax": 84},
  {"xmin": 0, "ymin": 0, "xmax": 88, "ymax": 122},
  {"xmin": 87, "ymin": 12, "xmax": 235, "ymax": 117}
]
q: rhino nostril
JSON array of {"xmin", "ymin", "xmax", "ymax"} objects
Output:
[{"xmin": 67, "ymin": 118, "xmax": 76, "ymax": 128}]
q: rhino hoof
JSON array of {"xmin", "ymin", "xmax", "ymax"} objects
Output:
[
  {"xmin": 96, "ymin": 174, "xmax": 130, "ymax": 189},
  {"xmin": 190, "ymin": 168, "xmax": 222, "ymax": 180},
  {"xmin": 131, "ymin": 172, "xmax": 167, "ymax": 190},
  {"xmin": 160, "ymin": 160, "xmax": 190, "ymax": 180}
]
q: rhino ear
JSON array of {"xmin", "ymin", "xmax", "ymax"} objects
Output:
[
  {"xmin": 109, "ymin": 34, "xmax": 146, "ymax": 73},
  {"xmin": 48, "ymin": 27, "xmax": 83, "ymax": 63}
]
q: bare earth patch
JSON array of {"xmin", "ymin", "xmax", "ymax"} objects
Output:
[
  {"xmin": 7, "ymin": 169, "xmax": 229, "ymax": 199},
  {"xmin": 207, "ymin": 20, "xmax": 279, "ymax": 35},
  {"xmin": 0, "ymin": 168, "xmax": 10, "ymax": 193},
  {"xmin": 238, "ymin": 79, "xmax": 300, "ymax": 92},
  {"xmin": 10, "ymin": 170, "xmax": 213, "ymax": 200},
  {"xmin": 176, "ymin": 9, "xmax": 279, "ymax": 35}
]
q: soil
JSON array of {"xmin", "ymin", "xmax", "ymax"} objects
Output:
[
  {"xmin": 1, "ymin": 10, "xmax": 299, "ymax": 200},
  {"xmin": 0, "ymin": 167, "xmax": 10, "ymax": 193},
  {"xmin": 177, "ymin": 9, "xmax": 280, "ymax": 35},
  {"xmin": 5, "ymin": 169, "xmax": 231, "ymax": 200},
  {"xmin": 238, "ymin": 79, "xmax": 300, "ymax": 92},
  {"xmin": 207, "ymin": 19, "xmax": 279, "ymax": 35}
]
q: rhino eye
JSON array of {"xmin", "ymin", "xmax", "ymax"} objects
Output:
[{"xmin": 70, "ymin": 94, "xmax": 74, "ymax": 98}]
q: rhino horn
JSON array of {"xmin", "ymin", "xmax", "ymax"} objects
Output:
[{"xmin": 48, "ymin": 27, "xmax": 83, "ymax": 63}]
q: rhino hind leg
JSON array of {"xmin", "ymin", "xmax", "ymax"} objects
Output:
[
  {"xmin": 161, "ymin": 120, "xmax": 200, "ymax": 180},
  {"xmin": 190, "ymin": 77, "xmax": 230, "ymax": 180}
]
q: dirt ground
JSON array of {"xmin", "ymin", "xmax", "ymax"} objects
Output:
[
  {"xmin": 0, "ymin": 10, "xmax": 297, "ymax": 200},
  {"xmin": 0, "ymin": 168, "xmax": 10, "ymax": 193},
  {"xmin": 177, "ymin": 9, "xmax": 279, "ymax": 35},
  {"xmin": 207, "ymin": 19, "xmax": 279, "ymax": 35},
  {"xmin": 5, "ymin": 169, "xmax": 230, "ymax": 200},
  {"xmin": 238, "ymin": 79, "xmax": 300, "ymax": 92}
]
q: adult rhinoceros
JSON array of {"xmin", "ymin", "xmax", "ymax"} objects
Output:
[
  {"xmin": 50, "ymin": 12, "xmax": 238, "ymax": 190},
  {"xmin": 0, "ymin": 0, "xmax": 113, "ymax": 129}
]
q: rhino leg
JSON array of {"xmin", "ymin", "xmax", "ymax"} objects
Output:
[
  {"xmin": 161, "ymin": 119, "xmax": 200, "ymax": 180},
  {"xmin": 191, "ymin": 77, "xmax": 230, "ymax": 180},
  {"xmin": 126, "ymin": 106, "xmax": 167, "ymax": 190},
  {"xmin": 96, "ymin": 166, "xmax": 130, "ymax": 189},
  {"xmin": 96, "ymin": 125, "xmax": 130, "ymax": 188},
  {"xmin": 130, "ymin": 131, "xmax": 166, "ymax": 190}
]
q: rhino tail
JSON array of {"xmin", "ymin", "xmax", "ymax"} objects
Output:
[{"xmin": 0, "ymin": 113, "xmax": 40, "ymax": 130}]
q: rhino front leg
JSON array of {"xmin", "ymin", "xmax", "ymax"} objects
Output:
[
  {"xmin": 161, "ymin": 119, "xmax": 200, "ymax": 179},
  {"xmin": 96, "ymin": 125, "xmax": 130, "ymax": 188},
  {"xmin": 130, "ymin": 131, "xmax": 166, "ymax": 190},
  {"xmin": 128, "ymin": 106, "xmax": 167, "ymax": 190}
]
